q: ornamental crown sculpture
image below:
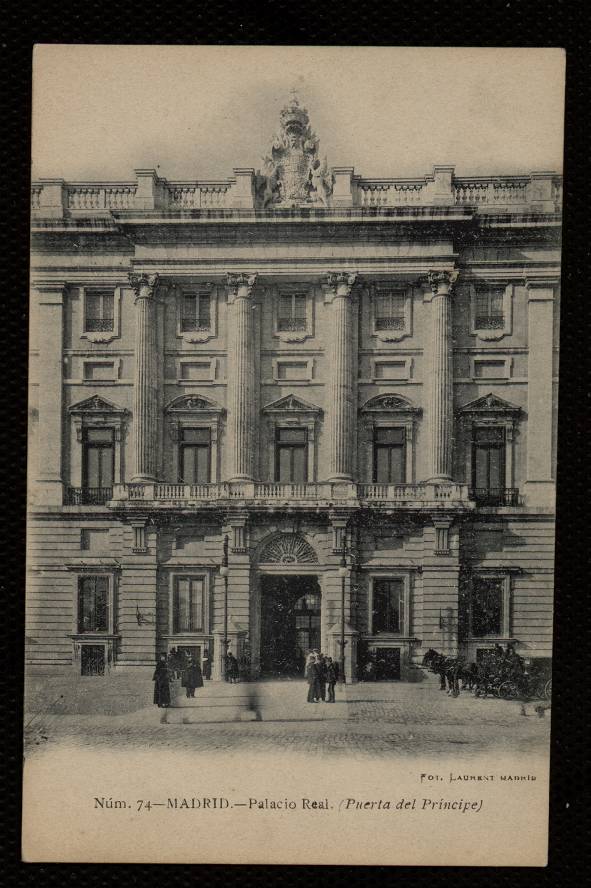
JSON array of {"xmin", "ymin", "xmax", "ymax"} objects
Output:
[{"xmin": 256, "ymin": 94, "xmax": 334, "ymax": 209}]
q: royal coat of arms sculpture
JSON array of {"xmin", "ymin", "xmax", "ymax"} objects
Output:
[{"xmin": 257, "ymin": 95, "xmax": 334, "ymax": 208}]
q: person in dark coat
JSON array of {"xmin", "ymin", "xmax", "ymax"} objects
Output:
[
  {"xmin": 325, "ymin": 657, "xmax": 337, "ymax": 702},
  {"xmin": 202, "ymin": 649, "xmax": 212, "ymax": 680},
  {"xmin": 316, "ymin": 653, "xmax": 328, "ymax": 701},
  {"xmin": 153, "ymin": 655, "xmax": 171, "ymax": 708},
  {"xmin": 306, "ymin": 654, "xmax": 321, "ymax": 703},
  {"xmin": 226, "ymin": 652, "xmax": 240, "ymax": 683},
  {"xmin": 181, "ymin": 656, "xmax": 204, "ymax": 698}
]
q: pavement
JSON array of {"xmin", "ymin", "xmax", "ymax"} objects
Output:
[{"xmin": 24, "ymin": 673, "xmax": 551, "ymax": 760}]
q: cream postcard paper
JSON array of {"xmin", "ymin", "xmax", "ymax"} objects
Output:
[{"xmin": 23, "ymin": 45, "xmax": 564, "ymax": 865}]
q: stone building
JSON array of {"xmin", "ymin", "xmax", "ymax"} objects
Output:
[{"xmin": 27, "ymin": 97, "xmax": 561, "ymax": 682}]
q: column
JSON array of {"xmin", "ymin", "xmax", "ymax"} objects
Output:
[
  {"xmin": 325, "ymin": 272, "xmax": 357, "ymax": 481},
  {"xmin": 426, "ymin": 270, "xmax": 457, "ymax": 482},
  {"xmin": 129, "ymin": 273, "xmax": 159, "ymax": 482},
  {"xmin": 226, "ymin": 273, "xmax": 257, "ymax": 481},
  {"xmin": 34, "ymin": 282, "xmax": 66, "ymax": 505}
]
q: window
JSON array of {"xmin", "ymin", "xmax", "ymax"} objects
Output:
[
  {"xmin": 372, "ymin": 579, "xmax": 404, "ymax": 634},
  {"xmin": 78, "ymin": 576, "xmax": 109, "ymax": 633},
  {"xmin": 470, "ymin": 577, "xmax": 503, "ymax": 637},
  {"xmin": 179, "ymin": 428, "xmax": 211, "ymax": 484},
  {"xmin": 278, "ymin": 292, "xmax": 307, "ymax": 331},
  {"xmin": 85, "ymin": 290, "xmax": 114, "ymax": 332},
  {"xmin": 374, "ymin": 290, "xmax": 405, "ymax": 330},
  {"xmin": 472, "ymin": 427, "xmax": 505, "ymax": 500},
  {"xmin": 173, "ymin": 576, "xmax": 205, "ymax": 633},
  {"xmin": 275, "ymin": 428, "xmax": 308, "ymax": 483},
  {"xmin": 82, "ymin": 428, "xmax": 114, "ymax": 492},
  {"xmin": 475, "ymin": 287, "xmax": 504, "ymax": 329},
  {"xmin": 181, "ymin": 292, "xmax": 211, "ymax": 332},
  {"xmin": 373, "ymin": 427, "xmax": 406, "ymax": 484}
]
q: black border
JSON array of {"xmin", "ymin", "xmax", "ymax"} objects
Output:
[{"xmin": 3, "ymin": 3, "xmax": 590, "ymax": 883}]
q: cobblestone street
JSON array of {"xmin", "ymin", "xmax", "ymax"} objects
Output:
[{"xmin": 25, "ymin": 674, "xmax": 551, "ymax": 761}]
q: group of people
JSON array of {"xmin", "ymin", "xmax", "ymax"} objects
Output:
[
  {"xmin": 305, "ymin": 651, "xmax": 339, "ymax": 703},
  {"xmin": 153, "ymin": 647, "xmax": 212, "ymax": 708}
]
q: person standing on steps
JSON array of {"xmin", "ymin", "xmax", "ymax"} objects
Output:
[
  {"xmin": 316, "ymin": 652, "xmax": 328, "ymax": 701},
  {"xmin": 226, "ymin": 651, "xmax": 240, "ymax": 683},
  {"xmin": 325, "ymin": 657, "xmax": 337, "ymax": 703},
  {"xmin": 202, "ymin": 648, "xmax": 212, "ymax": 680},
  {"xmin": 181, "ymin": 655, "xmax": 203, "ymax": 699},
  {"xmin": 153, "ymin": 654, "xmax": 171, "ymax": 708},
  {"xmin": 306, "ymin": 653, "xmax": 321, "ymax": 703}
]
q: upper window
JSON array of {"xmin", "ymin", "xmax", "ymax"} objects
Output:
[
  {"xmin": 78, "ymin": 576, "xmax": 109, "ymax": 633},
  {"xmin": 181, "ymin": 292, "xmax": 211, "ymax": 332},
  {"xmin": 85, "ymin": 290, "xmax": 114, "ymax": 333},
  {"xmin": 475, "ymin": 286, "xmax": 504, "ymax": 329},
  {"xmin": 272, "ymin": 287, "xmax": 313, "ymax": 342},
  {"xmin": 275, "ymin": 427, "xmax": 308, "ymax": 483},
  {"xmin": 472, "ymin": 426, "xmax": 505, "ymax": 497},
  {"xmin": 374, "ymin": 290, "xmax": 405, "ymax": 330},
  {"xmin": 278, "ymin": 292, "xmax": 307, "ymax": 332},
  {"xmin": 173, "ymin": 576, "xmax": 205, "ymax": 633},
  {"xmin": 179, "ymin": 428, "xmax": 211, "ymax": 484},
  {"xmin": 82, "ymin": 428, "xmax": 115, "ymax": 492},
  {"xmin": 372, "ymin": 578, "xmax": 404, "ymax": 634},
  {"xmin": 373, "ymin": 427, "xmax": 406, "ymax": 484},
  {"xmin": 470, "ymin": 577, "xmax": 503, "ymax": 637}
]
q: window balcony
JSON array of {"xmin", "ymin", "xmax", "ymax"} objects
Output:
[
  {"xmin": 278, "ymin": 317, "xmax": 307, "ymax": 332},
  {"xmin": 469, "ymin": 487, "xmax": 520, "ymax": 507},
  {"xmin": 180, "ymin": 319, "xmax": 211, "ymax": 332},
  {"xmin": 474, "ymin": 315, "xmax": 504, "ymax": 329},
  {"xmin": 66, "ymin": 486, "xmax": 113, "ymax": 505},
  {"xmin": 85, "ymin": 318, "xmax": 114, "ymax": 332},
  {"xmin": 375, "ymin": 317, "xmax": 405, "ymax": 330}
]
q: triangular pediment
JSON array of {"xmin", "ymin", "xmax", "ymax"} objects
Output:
[
  {"xmin": 262, "ymin": 394, "xmax": 322, "ymax": 414},
  {"xmin": 458, "ymin": 393, "xmax": 521, "ymax": 414},
  {"xmin": 166, "ymin": 394, "xmax": 221, "ymax": 412},
  {"xmin": 69, "ymin": 395, "xmax": 126, "ymax": 414}
]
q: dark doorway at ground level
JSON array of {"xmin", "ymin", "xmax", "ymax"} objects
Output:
[{"xmin": 260, "ymin": 575, "xmax": 321, "ymax": 677}]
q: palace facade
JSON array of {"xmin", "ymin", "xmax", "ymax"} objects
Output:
[{"xmin": 27, "ymin": 98, "xmax": 561, "ymax": 681}]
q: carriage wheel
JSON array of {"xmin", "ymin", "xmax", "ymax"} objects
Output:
[
  {"xmin": 544, "ymin": 679, "xmax": 552, "ymax": 700},
  {"xmin": 499, "ymin": 681, "xmax": 519, "ymax": 700}
]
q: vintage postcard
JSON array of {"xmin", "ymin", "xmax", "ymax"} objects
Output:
[{"xmin": 23, "ymin": 45, "xmax": 564, "ymax": 865}]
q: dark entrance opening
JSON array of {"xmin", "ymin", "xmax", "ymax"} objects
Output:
[
  {"xmin": 81, "ymin": 644, "xmax": 105, "ymax": 676},
  {"xmin": 260, "ymin": 575, "xmax": 321, "ymax": 677},
  {"xmin": 375, "ymin": 648, "xmax": 401, "ymax": 681}
]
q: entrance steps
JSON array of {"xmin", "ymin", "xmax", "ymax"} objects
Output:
[{"xmin": 165, "ymin": 679, "xmax": 347, "ymax": 724}]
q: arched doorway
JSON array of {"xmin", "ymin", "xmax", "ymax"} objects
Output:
[{"xmin": 260, "ymin": 575, "xmax": 321, "ymax": 677}]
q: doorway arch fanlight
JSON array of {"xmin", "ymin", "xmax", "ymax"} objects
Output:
[{"xmin": 258, "ymin": 532, "xmax": 318, "ymax": 565}]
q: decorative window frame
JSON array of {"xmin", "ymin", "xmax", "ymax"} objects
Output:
[
  {"xmin": 82, "ymin": 357, "xmax": 122, "ymax": 383},
  {"xmin": 467, "ymin": 571, "xmax": 511, "ymax": 640},
  {"xmin": 262, "ymin": 394, "xmax": 322, "ymax": 482},
  {"xmin": 65, "ymin": 563, "xmax": 120, "ymax": 672},
  {"xmin": 359, "ymin": 394, "xmax": 422, "ymax": 483},
  {"xmin": 469, "ymin": 282, "xmax": 514, "ymax": 342},
  {"xmin": 166, "ymin": 395, "xmax": 225, "ymax": 483},
  {"xmin": 271, "ymin": 283, "xmax": 315, "ymax": 343},
  {"xmin": 367, "ymin": 571, "xmax": 412, "ymax": 638},
  {"xmin": 80, "ymin": 285, "xmax": 122, "ymax": 344},
  {"xmin": 69, "ymin": 396, "xmax": 129, "ymax": 487},
  {"xmin": 371, "ymin": 356, "xmax": 413, "ymax": 382},
  {"xmin": 177, "ymin": 357, "xmax": 218, "ymax": 383},
  {"xmin": 272, "ymin": 357, "xmax": 314, "ymax": 383},
  {"xmin": 457, "ymin": 393, "xmax": 521, "ymax": 490},
  {"xmin": 168, "ymin": 570, "xmax": 212, "ymax": 637},
  {"xmin": 175, "ymin": 282, "xmax": 218, "ymax": 344},
  {"xmin": 369, "ymin": 282, "xmax": 413, "ymax": 343},
  {"xmin": 470, "ymin": 356, "xmax": 512, "ymax": 381}
]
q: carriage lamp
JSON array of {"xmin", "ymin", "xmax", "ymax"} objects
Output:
[
  {"xmin": 220, "ymin": 535, "xmax": 229, "ymax": 680},
  {"xmin": 337, "ymin": 540, "xmax": 348, "ymax": 684}
]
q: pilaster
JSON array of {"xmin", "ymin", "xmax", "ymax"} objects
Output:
[
  {"xmin": 129, "ymin": 273, "xmax": 160, "ymax": 482},
  {"xmin": 34, "ymin": 282, "xmax": 66, "ymax": 505},
  {"xmin": 324, "ymin": 272, "xmax": 357, "ymax": 481},
  {"xmin": 226, "ymin": 273, "xmax": 258, "ymax": 481},
  {"xmin": 426, "ymin": 270, "xmax": 457, "ymax": 482}
]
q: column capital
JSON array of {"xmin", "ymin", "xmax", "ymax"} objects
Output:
[
  {"xmin": 226, "ymin": 272, "xmax": 257, "ymax": 302},
  {"xmin": 129, "ymin": 272, "xmax": 159, "ymax": 300},
  {"xmin": 428, "ymin": 269, "xmax": 458, "ymax": 297},
  {"xmin": 324, "ymin": 271, "xmax": 357, "ymax": 303}
]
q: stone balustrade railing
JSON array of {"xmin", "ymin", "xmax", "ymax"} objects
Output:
[
  {"xmin": 110, "ymin": 480, "xmax": 472, "ymax": 508},
  {"xmin": 31, "ymin": 168, "xmax": 562, "ymax": 217}
]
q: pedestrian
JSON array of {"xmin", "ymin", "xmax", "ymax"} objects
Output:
[
  {"xmin": 181, "ymin": 655, "xmax": 203, "ymax": 698},
  {"xmin": 202, "ymin": 648, "xmax": 212, "ymax": 680},
  {"xmin": 306, "ymin": 654, "xmax": 321, "ymax": 703},
  {"xmin": 226, "ymin": 652, "xmax": 239, "ymax": 683},
  {"xmin": 153, "ymin": 655, "xmax": 171, "ymax": 708},
  {"xmin": 325, "ymin": 656, "xmax": 337, "ymax": 702},
  {"xmin": 316, "ymin": 652, "xmax": 327, "ymax": 701}
]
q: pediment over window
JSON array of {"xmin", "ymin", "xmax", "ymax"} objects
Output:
[
  {"xmin": 458, "ymin": 393, "xmax": 521, "ymax": 415},
  {"xmin": 360, "ymin": 394, "xmax": 420, "ymax": 414},
  {"xmin": 69, "ymin": 395, "xmax": 127, "ymax": 415},
  {"xmin": 166, "ymin": 394, "xmax": 223, "ymax": 414},
  {"xmin": 259, "ymin": 533, "xmax": 318, "ymax": 564},
  {"xmin": 262, "ymin": 394, "xmax": 322, "ymax": 415}
]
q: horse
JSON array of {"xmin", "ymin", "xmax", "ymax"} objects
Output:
[{"xmin": 422, "ymin": 649, "xmax": 477, "ymax": 697}]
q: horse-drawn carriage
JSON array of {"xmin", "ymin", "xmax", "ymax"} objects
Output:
[{"xmin": 422, "ymin": 647, "xmax": 552, "ymax": 701}]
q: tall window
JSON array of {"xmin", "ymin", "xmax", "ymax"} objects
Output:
[
  {"xmin": 472, "ymin": 427, "xmax": 505, "ymax": 502},
  {"xmin": 173, "ymin": 576, "xmax": 205, "ymax": 633},
  {"xmin": 179, "ymin": 428, "xmax": 211, "ymax": 484},
  {"xmin": 275, "ymin": 428, "xmax": 308, "ymax": 483},
  {"xmin": 470, "ymin": 577, "xmax": 503, "ymax": 636},
  {"xmin": 82, "ymin": 428, "xmax": 114, "ymax": 491},
  {"xmin": 475, "ymin": 287, "xmax": 504, "ymax": 329},
  {"xmin": 278, "ymin": 292, "xmax": 307, "ymax": 331},
  {"xmin": 372, "ymin": 578, "xmax": 404, "ymax": 634},
  {"xmin": 373, "ymin": 427, "xmax": 405, "ymax": 484},
  {"xmin": 78, "ymin": 576, "xmax": 109, "ymax": 633},
  {"xmin": 85, "ymin": 290, "xmax": 114, "ymax": 332},
  {"xmin": 181, "ymin": 292, "xmax": 211, "ymax": 332},
  {"xmin": 375, "ymin": 290, "xmax": 405, "ymax": 330}
]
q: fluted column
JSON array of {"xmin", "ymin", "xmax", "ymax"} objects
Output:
[
  {"xmin": 426, "ymin": 270, "xmax": 457, "ymax": 482},
  {"xmin": 130, "ymin": 273, "xmax": 159, "ymax": 482},
  {"xmin": 226, "ymin": 273, "xmax": 257, "ymax": 481},
  {"xmin": 325, "ymin": 272, "xmax": 357, "ymax": 481}
]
